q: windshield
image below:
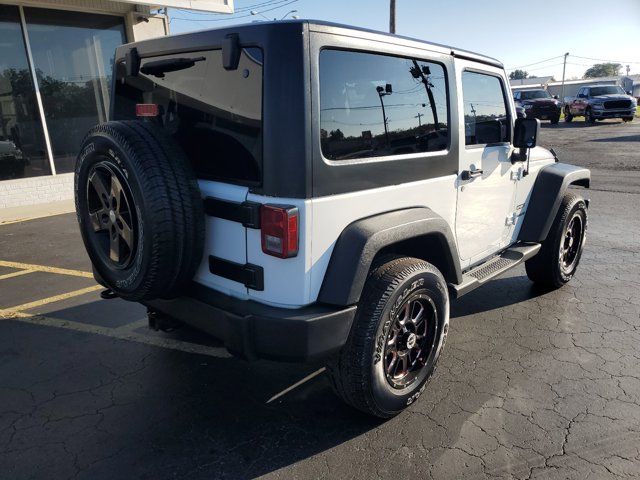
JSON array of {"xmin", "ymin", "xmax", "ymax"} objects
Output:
[
  {"xmin": 590, "ymin": 86, "xmax": 625, "ymax": 96},
  {"xmin": 520, "ymin": 90, "xmax": 551, "ymax": 100}
]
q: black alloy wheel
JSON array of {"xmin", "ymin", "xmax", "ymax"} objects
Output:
[
  {"xmin": 75, "ymin": 121, "xmax": 204, "ymax": 301},
  {"xmin": 86, "ymin": 161, "xmax": 137, "ymax": 268},
  {"xmin": 327, "ymin": 257, "xmax": 449, "ymax": 418},
  {"xmin": 559, "ymin": 211, "xmax": 584, "ymax": 276},
  {"xmin": 383, "ymin": 293, "xmax": 438, "ymax": 389},
  {"xmin": 525, "ymin": 192, "xmax": 587, "ymax": 289}
]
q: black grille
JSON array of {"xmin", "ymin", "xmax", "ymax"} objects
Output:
[{"xmin": 604, "ymin": 100, "xmax": 632, "ymax": 109}]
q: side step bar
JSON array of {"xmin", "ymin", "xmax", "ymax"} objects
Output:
[{"xmin": 449, "ymin": 243, "xmax": 541, "ymax": 299}]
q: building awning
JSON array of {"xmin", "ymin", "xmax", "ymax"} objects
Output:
[{"xmin": 111, "ymin": 0, "xmax": 234, "ymax": 13}]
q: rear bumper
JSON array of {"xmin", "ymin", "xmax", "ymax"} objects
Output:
[{"xmin": 143, "ymin": 284, "xmax": 356, "ymax": 363}]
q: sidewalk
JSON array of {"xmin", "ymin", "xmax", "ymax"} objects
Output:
[{"xmin": 0, "ymin": 199, "xmax": 75, "ymax": 225}]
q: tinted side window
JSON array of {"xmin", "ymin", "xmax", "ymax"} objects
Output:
[
  {"xmin": 114, "ymin": 48, "xmax": 263, "ymax": 185},
  {"xmin": 320, "ymin": 49, "xmax": 449, "ymax": 161},
  {"xmin": 461, "ymin": 71, "xmax": 509, "ymax": 146}
]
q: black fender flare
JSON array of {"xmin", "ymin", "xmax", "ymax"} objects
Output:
[
  {"xmin": 518, "ymin": 163, "xmax": 590, "ymax": 242},
  {"xmin": 317, "ymin": 207, "xmax": 462, "ymax": 306}
]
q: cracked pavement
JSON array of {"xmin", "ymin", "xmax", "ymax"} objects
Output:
[{"xmin": 1, "ymin": 119, "xmax": 639, "ymax": 479}]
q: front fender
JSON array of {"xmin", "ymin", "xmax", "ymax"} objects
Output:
[{"xmin": 518, "ymin": 163, "xmax": 590, "ymax": 242}]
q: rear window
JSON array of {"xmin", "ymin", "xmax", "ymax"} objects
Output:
[
  {"xmin": 114, "ymin": 47, "xmax": 263, "ymax": 185},
  {"xmin": 320, "ymin": 49, "xmax": 449, "ymax": 161}
]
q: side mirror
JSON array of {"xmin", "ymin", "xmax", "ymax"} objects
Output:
[
  {"xmin": 513, "ymin": 118, "xmax": 540, "ymax": 149},
  {"xmin": 553, "ymin": 95, "xmax": 559, "ymax": 99}
]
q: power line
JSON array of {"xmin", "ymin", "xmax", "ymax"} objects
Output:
[
  {"xmin": 174, "ymin": 0, "xmax": 292, "ymax": 16},
  {"xmin": 507, "ymin": 55, "xmax": 563, "ymax": 70},
  {"xmin": 171, "ymin": 0, "xmax": 299, "ymax": 22},
  {"xmin": 571, "ymin": 55, "xmax": 640, "ymax": 65}
]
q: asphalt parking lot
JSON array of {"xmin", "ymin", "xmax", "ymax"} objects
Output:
[{"xmin": 1, "ymin": 118, "xmax": 639, "ymax": 479}]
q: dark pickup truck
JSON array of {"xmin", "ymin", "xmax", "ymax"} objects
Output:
[
  {"xmin": 564, "ymin": 85, "xmax": 637, "ymax": 124},
  {"xmin": 513, "ymin": 89, "xmax": 562, "ymax": 124}
]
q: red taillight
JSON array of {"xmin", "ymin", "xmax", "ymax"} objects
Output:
[
  {"xmin": 260, "ymin": 205, "xmax": 298, "ymax": 258},
  {"xmin": 136, "ymin": 103, "xmax": 159, "ymax": 117}
]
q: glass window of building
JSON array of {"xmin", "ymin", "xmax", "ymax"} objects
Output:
[
  {"xmin": 0, "ymin": 5, "xmax": 50, "ymax": 180},
  {"xmin": 23, "ymin": 8, "xmax": 125, "ymax": 174}
]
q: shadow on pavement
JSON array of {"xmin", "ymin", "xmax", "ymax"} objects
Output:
[
  {"xmin": 590, "ymin": 134, "xmax": 640, "ymax": 143},
  {"xmin": 1, "ymin": 270, "xmax": 558, "ymax": 479}
]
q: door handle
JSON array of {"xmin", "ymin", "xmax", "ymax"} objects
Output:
[{"xmin": 461, "ymin": 168, "xmax": 483, "ymax": 181}]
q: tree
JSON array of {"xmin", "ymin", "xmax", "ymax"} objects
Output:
[
  {"xmin": 329, "ymin": 129, "xmax": 344, "ymax": 141},
  {"xmin": 509, "ymin": 69, "xmax": 529, "ymax": 80},
  {"xmin": 584, "ymin": 63, "xmax": 622, "ymax": 79}
]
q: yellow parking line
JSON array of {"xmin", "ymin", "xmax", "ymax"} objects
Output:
[
  {"xmin": 0, "ymin": 270, "xmax": 33, "ymax": 281},
  {"xmin": 0, "ymin": 260, "xmax": 92, "ymax": 278},
  {"xmin": 0, "ymin": 309, "xmax": 231, "ymax": 358},
  {"xmin": 5, "ymin": 284, "xmax": 103, "ymax": 312}
]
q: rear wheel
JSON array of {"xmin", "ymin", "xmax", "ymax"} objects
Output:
[
  {"xmin": 623, "ymin": 117, "xmax": 634, "ymax": 122},
  {"xmin": 328, "ymin": 257, "xmax": 449, "ymax": 418},
  {"xmin": 525, "ymin": 193, "xmax": 587, "ymax": 289}
]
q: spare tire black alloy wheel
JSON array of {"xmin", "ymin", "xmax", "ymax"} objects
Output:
[
  {"xmin": 86, "ymin": 162, "xmax": 137, "ymax": 268},
  {"xmin": 75, "ymin": 121, "xmax": 204, "ymax": 301},
  {"xmin": 384, "ymin": 293, "xmax": 438, "ymax": 389}
]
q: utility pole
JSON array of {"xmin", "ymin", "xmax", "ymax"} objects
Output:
[
  {"xmin": 560, "ymin": 52, "xmax": 569, "ymax": 102},
  {"xmin": 415, "ymin": 112, "xmax": 424, "ymax": 127},
  {"xmin": 626, "ymin": 65, "xmax": 631, "ymax": 76},
  {"xmin": 389, "ymin": 0, "xmax": 396, "ymax": 34}
]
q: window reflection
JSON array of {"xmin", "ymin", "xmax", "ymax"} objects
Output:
[
  {"xmin": 24, "ymin": 8, "xmax": 125, "ymax": 174},
  {"xmin": 320, "ymin": 49, "xmax": 449, "ymax": 161},
  {"xmin": 114, "ymin": 48, "xmax": 263, "ymax": 185},
  {"xmin": 0, "ymin": 5, "xmax": 50, "ymax": 180},
  {"xmin": 461, "ymin": 71, "xmax": 509, "ymax": 146}
]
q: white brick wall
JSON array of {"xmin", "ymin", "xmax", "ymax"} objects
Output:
[{"xmin": 0, "ymin": 174, "xmax": 74, "ymax": 209}]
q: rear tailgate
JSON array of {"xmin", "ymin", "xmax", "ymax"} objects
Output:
[{"xmin": 195, "ymin": 180, "xmax": 249, "ymax": 299}]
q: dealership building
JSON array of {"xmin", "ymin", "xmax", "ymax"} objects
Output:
[{"xmin": 0, "ymin": 0, "xmax": 232, "ymax": 217}]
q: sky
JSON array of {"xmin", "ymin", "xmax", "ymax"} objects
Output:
[{"xmin": 167, "ymin": 0, "xmax": 640, "ymax": 81}]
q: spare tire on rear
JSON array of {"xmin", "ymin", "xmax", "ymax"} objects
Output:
[{"xmin": 75, "ymin": 120, "xmax": 204, "ymax": 301}]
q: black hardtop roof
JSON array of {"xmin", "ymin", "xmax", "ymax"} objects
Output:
[{"xmin": 123, "ymin": 18, "xmax": 503, "ymax": 68}]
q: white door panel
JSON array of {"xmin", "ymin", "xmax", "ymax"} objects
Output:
[
  {"xmin": 193, "ymin": 180, "xmax": 249, "ymax": 299},
  {"xmin": 454, "ymin": 61, "xmax": 518, "ymax": 265},
  {"xmin": 455, "ymin": 144, "xmax": 516, "ymax": 261}
]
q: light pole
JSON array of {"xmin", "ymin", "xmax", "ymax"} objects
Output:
[
  {"xmin": 560, "ymin": 52, "xmax": 569, "ymax": 102},
  {"xmin": 376, "ymin": 84, "xmax": 392, "ymax": 147},
  {"xmin": 280, "ymin": 10, "xmax": 298, "ymax": 20},
  {"xmin": 415, "ymin": 112, "xmax": 423, "ymax": 127}
]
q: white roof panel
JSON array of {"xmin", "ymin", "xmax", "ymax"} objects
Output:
[{"xmin": 112, "ymin": 0, "xmax": 233, "ymax": 13}]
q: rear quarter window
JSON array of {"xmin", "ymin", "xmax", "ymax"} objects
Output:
[
  {"xmin": 114, "ymin": 47, "xmax": 263, "ymax": 185},
  {"xmin": 319, "ymin": 49, "xmax": 449, "ymax": 161}
]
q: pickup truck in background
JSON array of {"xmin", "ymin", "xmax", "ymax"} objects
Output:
[
  {"xmin": 564, "ymin": 85, "xmax": 637, "ymax": 124},
  {"xmin": 513, "ymin": 89, "xmax": 562, "ymax": 124}
]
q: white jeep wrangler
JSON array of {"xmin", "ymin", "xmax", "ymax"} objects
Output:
[{"xmin": 74, "ymin": 21, "xmax": 590, "ymax": 418}]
